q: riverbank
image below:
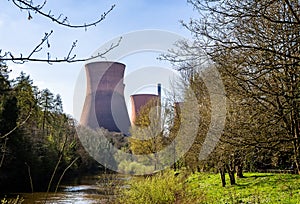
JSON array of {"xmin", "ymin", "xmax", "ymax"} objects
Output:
[
  {"xmin": 1, "ymin": 173, "xmax": 129, "ymax": 204},
  {"xmin": 117, "ymin": 170, "xmax": 300, "ymax": 204},
  {"xmin": 2, "ymin": 171, "xmax": 300, "ymax": 203}
]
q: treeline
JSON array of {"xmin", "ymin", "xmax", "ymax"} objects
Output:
[
  {"xmin": 118, "ymin": 0, "xmax": 300, "ymax": 187},
  {"xmin": 161, "ymin": 0, "xmax": 300, "ymax": 187},
  {"xmin": 0, "ymin": 64, "xmax": 99, "ymax": 192}
]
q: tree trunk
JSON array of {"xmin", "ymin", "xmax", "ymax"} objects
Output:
[
  {"xmin": 219, "ymin": 167, "xmax": 226, "ymax": 187},
  {"xmin": 292, "ymin": 136, "xmax": 300, "ymax": 175},
  {"xmin": 294, "ymin": 155, "xmax": 300, "ymax": 175},
  {"xmin": 236, "ymin": 163, "xmax": 245, "ymax": 178},
  {"xmin": 226, "ymin": 164, "xmax": 236, "ymax": 185},
  {"xmin": 228, "ymin": 170, "xmax": 236, "ymax": 185}
]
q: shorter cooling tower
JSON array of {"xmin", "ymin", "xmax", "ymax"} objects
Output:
[
  {"xmin": 80, "ymin": 61, "xmax": 131, "ymax": 135},
  {"xmin": 130, "ymin": 94, "xmax": 160, "ymax": 125}
]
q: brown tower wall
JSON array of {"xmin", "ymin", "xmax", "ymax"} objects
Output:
[
  {"xmin": 80, "ymin": 61, "xmax": 131, "ymax": 134},
  {"xmin": 130, "ymin": 94, "xmax": 159, "ymax": 125}
]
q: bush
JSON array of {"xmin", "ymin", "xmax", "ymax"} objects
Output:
[{"xmin": 118, "ymin": 169, "xmax": 185, "ymax": 204}]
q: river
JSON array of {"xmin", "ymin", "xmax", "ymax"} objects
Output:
[{"xmin": 12, "ymin": 174, "xmax": 130, "ymax": 204}]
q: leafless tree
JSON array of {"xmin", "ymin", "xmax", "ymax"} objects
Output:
[{"xmin": 166, "ymin": 0, "xmax": 300, "ymax": 175}]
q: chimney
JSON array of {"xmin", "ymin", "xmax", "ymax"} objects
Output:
[{"xmin": 157, "ymin": 83, "xmax": 161, "ymax": 100}]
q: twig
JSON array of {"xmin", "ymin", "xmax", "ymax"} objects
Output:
[
  {"xmin": 44, "ymin": 134, "xmax": 68, "ymax": 204},
  {"xmin": 54, "ymin": 157, "xmax": 79, "ymax": 193},
  {"xmin": 1, "ymin": 1, "xmax": 118, "ymax": 64},
  {"xmin": 11, "ymin": 0, "xmax": 115, "ymax": 29},
  {"xmin": 0, "ymin": 138, "xmax": 8, "ymax": 168},
  {"xmin": 0, "ymin": 110, "xmax": 32, "ymax": 139},
  {"xmin": 1, "ymin": 37, "xmax": 122, "ymax": 64},
  {"xmin": 27, "ymin": 30, "xmax": 53, "ymax": 59},
  {"xmin": 25, "ymin": 162, "xmax": 34, "ymax": 193}
]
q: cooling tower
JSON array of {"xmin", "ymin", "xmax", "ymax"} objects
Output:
[
  {"xmin": 130, "ymin": 94, "xmax": 160, "ymax": 125},
  {"xmin": 80, "ymin": 61, "xmax": 131, "ymax": 135}
]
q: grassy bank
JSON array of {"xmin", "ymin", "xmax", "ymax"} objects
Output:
[
  {"xmin": 117, "ymin": 170, "xmax": 300, "ymax": 204},
  {"xmin": 186, "ymin": 172, "xmax": 300, "ymax": 203}
]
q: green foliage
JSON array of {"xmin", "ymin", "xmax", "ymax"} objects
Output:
[
  {"xmin": 118, "ymin": 169, "xmax": 185, "ymax": 204},
  {"xmin": 117, "ymin": 170, "xmax": 300, "ymax": 204},
  {"xmin": 0, "ymin": 70, "xmax": 92, "ymax": 192},
  {"xmin": 129, "ymin": 97, "xmax": 163, "ymax": 155},
  {"xmin": 117, "ymin": 160, "xmax": 154, "ymax": 175}
]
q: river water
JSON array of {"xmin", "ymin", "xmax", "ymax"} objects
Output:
[{"xmin": 14, "ymin": 174, "xmax": 130, "ymax": 204}]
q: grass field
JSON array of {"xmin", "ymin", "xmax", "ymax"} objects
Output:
[
  {"xmin": 186, "ymin": 172, "xmax": 300, "ymax": 203},
  {"xmin": 118, "ymin": 170, "xmax": 300, "ymax": 204}
]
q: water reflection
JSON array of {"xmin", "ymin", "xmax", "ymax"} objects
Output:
[
  {"xmin": 21, "ymin": 192, "xmax": 109, "ymax": 204},
  {"xmin": 18, "ymin": 174, "xmax": 129, "ymax": 204}
]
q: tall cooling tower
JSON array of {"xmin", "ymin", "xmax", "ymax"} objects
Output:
[
  {"xmin": 130, "ymin": 94, "xmax": 160, "ymax": 125},
  {"xmin": 80, "ymin": 61, "xmax": 131, "ymax": 135}
]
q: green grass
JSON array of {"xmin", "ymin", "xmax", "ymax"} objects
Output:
[
  {"xmin": 185, "ymin": 172, "xmax": 300, "ymax": 204},
  {"xmin": 117, "ymin": 170, "xmax": 185, "ymax": 204},
  {"xmin": 117, "ymin": 170, "xmax": 300, "ymax": 204}
]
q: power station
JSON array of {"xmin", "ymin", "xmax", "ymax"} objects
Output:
[{"xmin": 80, "ymin": 61, "xmax": 162, "ymax": 135}]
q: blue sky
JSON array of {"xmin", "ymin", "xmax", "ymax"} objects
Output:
[{"xmin": 0, "ymin": 0, "xmax": 196, "ymax": 119}]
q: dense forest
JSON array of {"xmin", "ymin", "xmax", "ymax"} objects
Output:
[{"xmin": 0, "ymin": 63, "xmax": 102, "ymax": 192}]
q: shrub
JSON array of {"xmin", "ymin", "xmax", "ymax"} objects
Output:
[{"xmin": 118, "ymin": 169, "xmax": 185, "ymax": 204}]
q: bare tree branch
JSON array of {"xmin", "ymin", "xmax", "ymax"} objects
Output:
[
  {"xmin": 1, "ymin": 1, "xmax": 117, "ymax": 64},
  {"xmin": 0, "ymin": 36, "xmax": 122, "ymax": 64},
  {"xmin": 0, "ymin": 108, "xmax": 32, "ymax": 139},
  {"xmin": 11, "ymin": 0, "xmax": 115, "ymax": 29}
]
